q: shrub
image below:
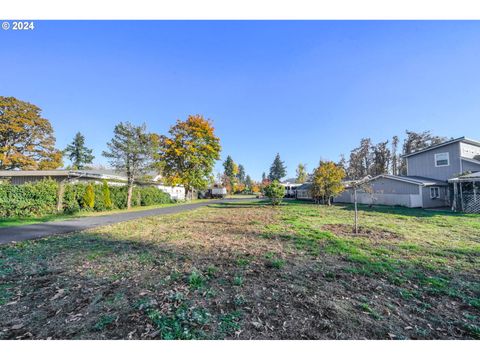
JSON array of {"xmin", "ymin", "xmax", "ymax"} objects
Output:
[
  {"xmin": 82, "ymin": 183, "xmax": 95, "ymax": 210},
  {"xmin": 109, "ymin": 186, "xmax": 128, "ymax": 209},
  {"xmin": 0, "ymin": 181, "xmax": 171, "ymax": 218},
  {"xmin": 63, "ymin": 183, "xmax": 85, "ymax": 214},
  {"xmin": 138, "ymin": 186, "xmax": 171, "ymax": 206},
  {"xmin": 0, "ymin": 179, "xmax": 58, "ymax": 217},
  {"xmin": 109, "ymin": 185, "xmax": 141, "ymax": 209},
  {"xmin": 263, "ymin": 180, "xmax": 285, "ymax": 206},
  {"xmin": 103, "ymin": 181, "xmax": 112, "ymax": 210}
]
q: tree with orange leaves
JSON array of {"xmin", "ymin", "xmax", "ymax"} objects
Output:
[
  {"xmin": 0, "ymin": 96, "xmax": 63, "ymax": 170},
  {"xmin": 155, "ymin": 115, "xmax": 221, "ymax": 199}
]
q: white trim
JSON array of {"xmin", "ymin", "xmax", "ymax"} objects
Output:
[
  {"xmin": 461, "ymin": 157, "xmax": 480, "ymax": 165},
  {"xmin": 372, "ymin": 174, "xmax": 430, "ymax": 186},
  {"xmin": 430, "ymin": 186, "xmax": 440, "ymax": 199},
  {"xmin": 434, "ymin": 152, "xmax": 450, "ymax": 167}
]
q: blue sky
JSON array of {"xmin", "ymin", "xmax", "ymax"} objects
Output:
[{"xmin": 1, "ymin": 21, "xmax": 480, "ymax": 180}]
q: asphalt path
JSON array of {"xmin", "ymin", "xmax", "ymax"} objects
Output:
[{"xmin": 0, "ymin": 198, "xmax": 260, "ymax": 245}]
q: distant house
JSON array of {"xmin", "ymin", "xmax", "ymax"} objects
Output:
[
  {"xmin": 0, "ymin": 169, "xmax": 189, "ymax": 201},
  {"xmin": 298, "ymin": 136, "xmax": 480, "ymax": 212},
  {"xmin": 0, "ymin": 169, "xmax": 128, "ymax": 186},
  {"xmin": 280, "ymin": 181, "xmax": 302, "ymax": 198}
]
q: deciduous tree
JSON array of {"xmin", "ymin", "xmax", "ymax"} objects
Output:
[
  {"xmin": 0, "ymin": 96, "xmax": 63, "ymax": 170},
  {"xmin": 295, "ymin": 163, "xmax": 307, "ymax": 183},
  {"xmin": 155, "ymin": 115, "xmax": 221, "ymax": 199},
  {"xmin": 311, "ymin": 161, "xmax": 345, "ymax": 205}
]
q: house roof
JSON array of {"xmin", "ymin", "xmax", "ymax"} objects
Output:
[
  {"xmin": 402, "ymin": 137, "xmax": 480, "ymax": 158},
  {"xmin": 370, "ymin": 174, "xmax": 447, "ymax": 186},
  {"xmin": 449, "ymin": 171, "xmax": 480, "ymax": 182},
  {"xmin": 461, "ymin": 157, "xmax": 480, "ymax": 165},
  {"xmin": 0, "ymin": 170, "xmax": 69, "ymax": 177},
  {"xmin": 296, "ymin": 182, "xmax": 312, "ymax": 190},
  {"xmin": 0, "ymin": 169, "xmax": 128, "ymax": 181}
]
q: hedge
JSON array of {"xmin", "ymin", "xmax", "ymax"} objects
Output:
[
  {"xmin": 0, "ymin": 179, "xmax": 58, "ymax": 218},
  {"xmin": 0, "ymin": 179, "xmax": 172, "ymax": 218}
]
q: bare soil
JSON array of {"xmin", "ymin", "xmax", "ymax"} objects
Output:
[{"xmin": 0, "ymin": 203, "xmax": 478, "ymax": 339}]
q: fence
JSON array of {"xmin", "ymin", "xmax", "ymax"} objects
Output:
[{"xmin": 460, "ymin": 192, "xmax": 480, "ymax": 213}]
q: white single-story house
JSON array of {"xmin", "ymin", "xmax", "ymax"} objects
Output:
[
  {"xmin": 0, "ymin": 169, "xmax": 128, "ymax": 186},
  {"xmin": 0, "ymin": 170, "xmax": 188, "ymax": 201}
]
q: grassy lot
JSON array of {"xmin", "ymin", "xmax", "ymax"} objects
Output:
[
  {"xmin": 0, "ymin": 200, "xmax": 478, "ymax": 339},
  {"xmin": 0, "ymin": 200, "xmax": 213, "ymax": 228}
]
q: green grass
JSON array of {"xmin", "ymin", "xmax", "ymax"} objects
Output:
[
  {"xmin": 1, "ymin": 200, "xmax": 478, "ymax": 339},
  {"xmin": 0, "ymin": 200, "xmax": 210, "ymax": 228}
]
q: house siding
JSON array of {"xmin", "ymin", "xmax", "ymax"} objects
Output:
[
  {"xmin": 407, "ymin": 142, "xmax": 461, "ymax": 181},
  {"xmin": 6, "ymin": 175, "xmax": 68, "ymax": 185},
  {"xmin": 421, "ymin": 186, "xmax": 448, "ymax": 208},
  {"xmin": 461, "ymin": 159, "xmax": 480, "ymax": 174},
  {"xmin": 368, "ymin": 177, "xmax": 420, "ymax": 195},
  {"xmin": 333, "ymin": 177, "xmax": 424, "ymax": 207}
]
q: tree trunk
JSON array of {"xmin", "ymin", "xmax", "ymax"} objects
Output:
[
  {"xmin": 354, "ymin": 187, "xmax": 358, "ymax": 234},
  {"xmin": 127, "ymin": 178, "xmax": 133, "ymax": 210},
  {"xmin": 56, "ymin": 180, "xmax": 66, "ymax": 213}
]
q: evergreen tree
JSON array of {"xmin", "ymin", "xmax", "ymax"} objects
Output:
[
  {"xmin": 371, "ymin": 140, "xmax": 391, "ymax": 176},
  {"xmin": 103, "ymin": 122, "xmax": 155, "ymax": 209},
  {"xmin": 399, "ymin": 130, "xmax": 448, "ymax": 175},
  {"xmin": 245, "ymin": 175, "xmax": 253, "ymax": 190},
  {"xmin": 391, "ymin": 135, "xmax": 399, "ymax": 175},
  {"xmin": 268, "ymin": 153, "xmax": 287, "ymax": 181},
  {"xmin": 237, "ymin": 164, "xmax": 246, "ymax": 184},
  {"xmin": 347, "ymin": 138, "xmax": 373, "ymax": 179},
  {"xmin": 64, "ymin": 132, "xmax": 94, "ymax": 170},
  {"xmin": 262, "ymin": 172, "xmax": 266, "ymax": 181},
  {"xmin": 223, "ymin": 155, "xmax": 236, "ymax": 179},
  {"xmin": 222, "ymin": 155, "xmax": 237, "ymax": 193},
  {"xmin": 82, "ymin": 183, "xmax": 95, "ymax": 209},
  {"xmin": 102, "ymin": 180, "xmax": 112, "ymax": 209}
]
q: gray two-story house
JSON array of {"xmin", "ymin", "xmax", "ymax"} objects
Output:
[{"xmin": 332, "ymin": 137, "xmax": 480, "ymax": 209}]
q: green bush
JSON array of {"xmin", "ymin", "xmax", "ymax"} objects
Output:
[
  {"xmin": 103, "ymin": 181, "xmax": 112, "ymax": 210},
  {"xmin": 0, "ymin": 181, "xmax": 172, "ymax": 218},
  {"xmin": 82, "ymin": 183, "xmax": 95, "ymax": 210},
  {"xmin": 0, "ymin": 179, "xmax": 58, "ymax": 217},
  {"xmin": 263, "ymin": 180, "xmax": 285, "ymax": 206},
  {"xmin": 138, "ymin": 186, "xmax": 171, "ymax": 206},
  {"xmin": 63, "ymin": 183, "xmax": 85, "ymax": 214},
  {"xmin": 110, "ymin": 186, "xmax": 128, "ymax": 209}
]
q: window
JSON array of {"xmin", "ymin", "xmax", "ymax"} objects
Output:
[
  {"xmin": 430, "ymin": 187, "xmax": 440, "ymax": 199},
  {"xmin": 434, "ymin": 152, "xmax": 449, "ymax": 167}
]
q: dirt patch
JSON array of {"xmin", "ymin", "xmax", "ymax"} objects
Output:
[
  {"xmin": 323, "ymin": 224, "xmax": 404, "ymax": 241},
  {"xmin": 0, "ymin": 204, "xmax": 478, "ymax": 340}
]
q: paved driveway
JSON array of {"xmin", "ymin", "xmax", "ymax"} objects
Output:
[{"xmin": 0, "ymin": 198, "xmax": 259, "ymax": 245}]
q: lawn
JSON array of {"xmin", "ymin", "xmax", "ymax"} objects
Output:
[
  {"xmin": 0, "ymin": 201, "xmax": 479, "ymax": 339},
  {"xmin": 0, "ymin": 200, "xmax": 212, "ymax": 228}
]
